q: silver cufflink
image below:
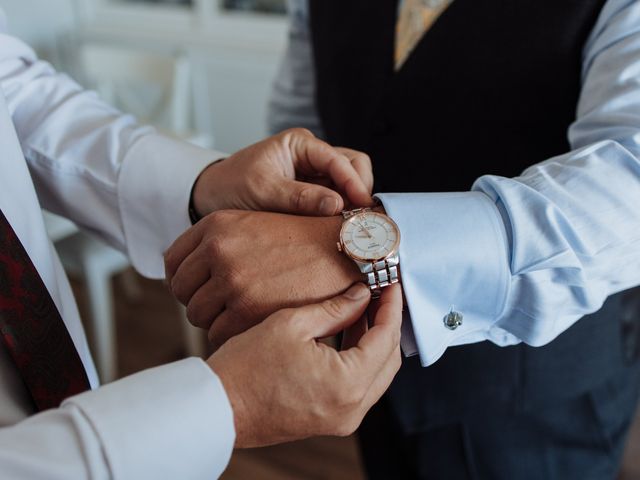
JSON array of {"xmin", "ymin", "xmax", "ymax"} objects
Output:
[{"xmin": 443, "ymin": 310, "xmax": 463, "ymax": 330}]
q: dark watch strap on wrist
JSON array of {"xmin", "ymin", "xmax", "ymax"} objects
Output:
[
  {"xmin": 188, "ymin": 193, "xmax": 201, "ymax": 225},
  {"xmin": 188, "ymin": 157, "xmax": 228, "ymax": 225}
]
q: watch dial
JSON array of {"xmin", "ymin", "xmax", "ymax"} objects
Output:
[{"xmin": 341, "ymin": 212, "xmax": 400, "ymax": 261}]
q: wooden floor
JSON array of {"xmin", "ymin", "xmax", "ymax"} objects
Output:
[{"xmin": 71, "ymin": 271, "xmax": 640, "ymax": 479}]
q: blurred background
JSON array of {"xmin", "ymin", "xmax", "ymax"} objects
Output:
[
  {"xmin": 2, "ymin": 0, "xmax": 289, "ymax": 153},
  {"xmin": 1, "ymin": 0, "xmax": 639, "ymax": 478}
]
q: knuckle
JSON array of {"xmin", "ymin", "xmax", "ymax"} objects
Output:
[
  {"xmin": 273, "ymin": 309, "xmax": 300, "ymax": 332},
  {"xmin": 328, "ymin": 380, "xmax": 363, "ymax": 411},
  {"xmin": 163, "ymin": 253, "xmax": 176, "ymax": 278},
  {"xmin": 226, "ymin": 268, "xmax": 247, "ymax": 294},
  {"xmin": 186, "ymin": 301, "xmax": 209, "ymax": 329},
  {"xmin": 287, "ymin": 127, "xmax": 314, "ymax": 138},
  {"xmin": 320, "ymin": 297, "xmax": 345, "ymax": 319},
  {"xmin": 344, "ymin": 386, "xmax": 365, "ymax": 409},
  {"xmin": 280, "ymin": 127, "xmax": 315, "ymax": 148},
  {"xmin": 280, "ymin": 307, "xmax": 298, "ymax": 324},
  {"xmin": 231, "ymin": 289, "xmax": 259, "ymax": 320},
  {"xmin": 288, "ymin": 310, "xmax": 311, "ymax": 335},
  {"xmin": 334, "ymin": 417, "xmax": 360, "ymax": 437},
  {"xmin": 168, "ymin": 276, "xmax": 187, "ymax": 303},
  {"xmin": 172, "ymin": 286, "xmax": 190, "ymax": 306},
  {"xmin": 204, "ymin": 209, "xmax": 234, "ymax": 227},
  {"xmin": 204, "ymin": 234, "xmax": 225, "ymax": 259},
  {"xmin": 291, "ymin": 186, "xmax": 312, "ymax": 211},
  {"xmin": 207, "ymin": 327, "xmax": 222, "ymax": 348},
  {"xmin": 357, "ymin": 152, "xmax": 372, "ymax": 167},
  {"xmin": 357, "ymin": 150, "xmax": 371, "ymax": 161}
]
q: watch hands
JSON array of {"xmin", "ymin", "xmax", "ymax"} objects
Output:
[{"xmin": 357, "ymin": 222, "xmax": 374, "ymax": 238}]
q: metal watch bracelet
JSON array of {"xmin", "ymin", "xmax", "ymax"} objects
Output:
[{"xmin": 362, "ymin": 255, "xmax": 400, "ymax": 295}]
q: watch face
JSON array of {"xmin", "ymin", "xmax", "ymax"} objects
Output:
[{"xmin": 340, "ymin": 212, "xmax": 400, "ymax": 261}]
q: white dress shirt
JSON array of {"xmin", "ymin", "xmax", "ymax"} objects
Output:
[
  {"xmin": 269, "ymin": 0, "xmax": 640, "ymax": 366},
  {"xmin": 0, "ymin": 10, "xmax": 235, "ymax": 478}
]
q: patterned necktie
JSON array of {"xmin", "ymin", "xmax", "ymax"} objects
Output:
[
  {"xmin": 395, "ymin": 0, "xmax": 455, "ymax": 70},
  {"xmin": 0, "ymin": 209, "xmax": 90, "ymax": 411}
]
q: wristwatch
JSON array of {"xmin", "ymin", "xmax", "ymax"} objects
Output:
[{"xmin": 337, "ymin": 207, "xmax": 401, "ymax": 297}]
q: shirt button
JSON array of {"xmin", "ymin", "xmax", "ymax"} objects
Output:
[{"xmin": 443, "ymin": 311, "xmax": 463, "ymax": 330}]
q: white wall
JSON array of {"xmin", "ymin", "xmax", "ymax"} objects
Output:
[
  {"xmin": 191, "ymin": 45, "xmax": 284, "ymax": 152},
  {"xmin": 0, "ymin": 0, "xmax": 79, "ymax": 64},
  {"xmin": 0, "ymin": 0, "xmax": 288, "ymax": 153}
]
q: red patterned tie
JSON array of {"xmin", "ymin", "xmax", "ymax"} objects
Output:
[{"xmin": 0, "ymin": 209, "xmax": 90, "ymax": 411}]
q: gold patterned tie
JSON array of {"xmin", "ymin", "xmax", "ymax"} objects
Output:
[{"xmin": 395, "ymin": 0, "xmax": 454, "ymax": 70}]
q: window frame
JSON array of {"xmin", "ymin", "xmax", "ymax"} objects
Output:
[{"xmin": 77, "ymin": 0, "xmax": 288, "ymax": 49}]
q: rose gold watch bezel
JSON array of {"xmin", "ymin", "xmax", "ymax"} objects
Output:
[{"xmin": 339, "ymin": 211, "xmax": 401, "ymax": 262}]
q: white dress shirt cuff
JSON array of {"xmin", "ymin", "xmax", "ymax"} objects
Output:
[
  {"xmin": 63, "ymin": 358, "xmax": 235, "ymax": 479},
  {"xmin": 376, "ymin": 192, "xmax": 512, "ymax": 366},
  {"xmin": 118, "ymin": 133, "xmax": 225, "ymax": 278}
]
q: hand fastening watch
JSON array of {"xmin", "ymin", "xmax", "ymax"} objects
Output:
[{"xmin": 337, "ymin": 207, "xmax": 401, "ymax": 297}]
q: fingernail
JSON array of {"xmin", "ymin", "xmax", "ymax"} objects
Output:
[
  {"xmin": 344, "ymin": 283, "xmax": 370, "ymax": 300},
  {"xmin": 319, "ymin": 196, "xmax": 339, "ymax": 216}
]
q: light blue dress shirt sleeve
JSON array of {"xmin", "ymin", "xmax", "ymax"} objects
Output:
[
  {"xmin": 267, "ymin": 0, "xmax": 325, "ymax": 137},
  {"xmin": 271, "ymin": 0, "xmax": 640, "ymax": 366}
]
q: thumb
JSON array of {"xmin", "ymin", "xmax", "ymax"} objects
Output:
[
  {"xmin": 271, "ymin": 178, "xmax": 346, "ymax": 216},
  {"xmin": 299, "ymin": 284, "xmax": 371, "ymax": 339}
]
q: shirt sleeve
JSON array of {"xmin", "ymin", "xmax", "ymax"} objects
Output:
[
  {"xmin": 267, "ymin": 0, "xmax": 325, "ymax": 138},
  {"xmin": 377, "ymin": 0, "xmax": 640, "ymax": 366},
  {"xmin": 0, "ymin": 28, "xmax": 225, "ymax": 279},
  {"xmin": 0, "ymin": 359, "xmax": 235, "ymax": 479}
]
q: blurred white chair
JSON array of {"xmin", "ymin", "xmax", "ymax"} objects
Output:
[
  {"xmin": 44, "ymin": 43, "xmax": 211, "ymax": 382},
  {"xmin": 78, "ymin": 42, "xmax": 213, "ymax": 148}
]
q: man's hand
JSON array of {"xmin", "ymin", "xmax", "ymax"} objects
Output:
[
  {"xmin": 165, "ymin": 210, "xmax": 362, "ymax": 348},
  {"xmin": 191, "ymin": 128, "xmax": 374, "ymax": 218},
  {"xmin": 207, "ymin": 283, "xmax": 402, "ymax": 448}
]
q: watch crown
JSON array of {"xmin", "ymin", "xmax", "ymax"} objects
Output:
[{"xmin": 336, "ymin": 242, "xmax": 342, "ymax": 252}]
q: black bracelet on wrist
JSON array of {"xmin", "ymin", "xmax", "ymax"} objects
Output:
[
  {"xmin": 188, "ymin": 157, "xmax": 228, "ymax": 225},
  {"xmin": 188, "ymin": 192, "xmax": 201, "ymax": 225}
]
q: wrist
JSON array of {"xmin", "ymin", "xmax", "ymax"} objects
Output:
[
  {"xmin": 207, "ymin": 355, "xmax": 251, "ymax": 449},
  {"xmin": 191, "ymin": 158, "xmax": 228, "ymax": 219},
  {"xmin": 320, "ymin": 215, "xmax": 364, "ymax": 285},
  {"xmin": 188, "ymin": 186, "xmax": 201, "ymax": 224}
]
